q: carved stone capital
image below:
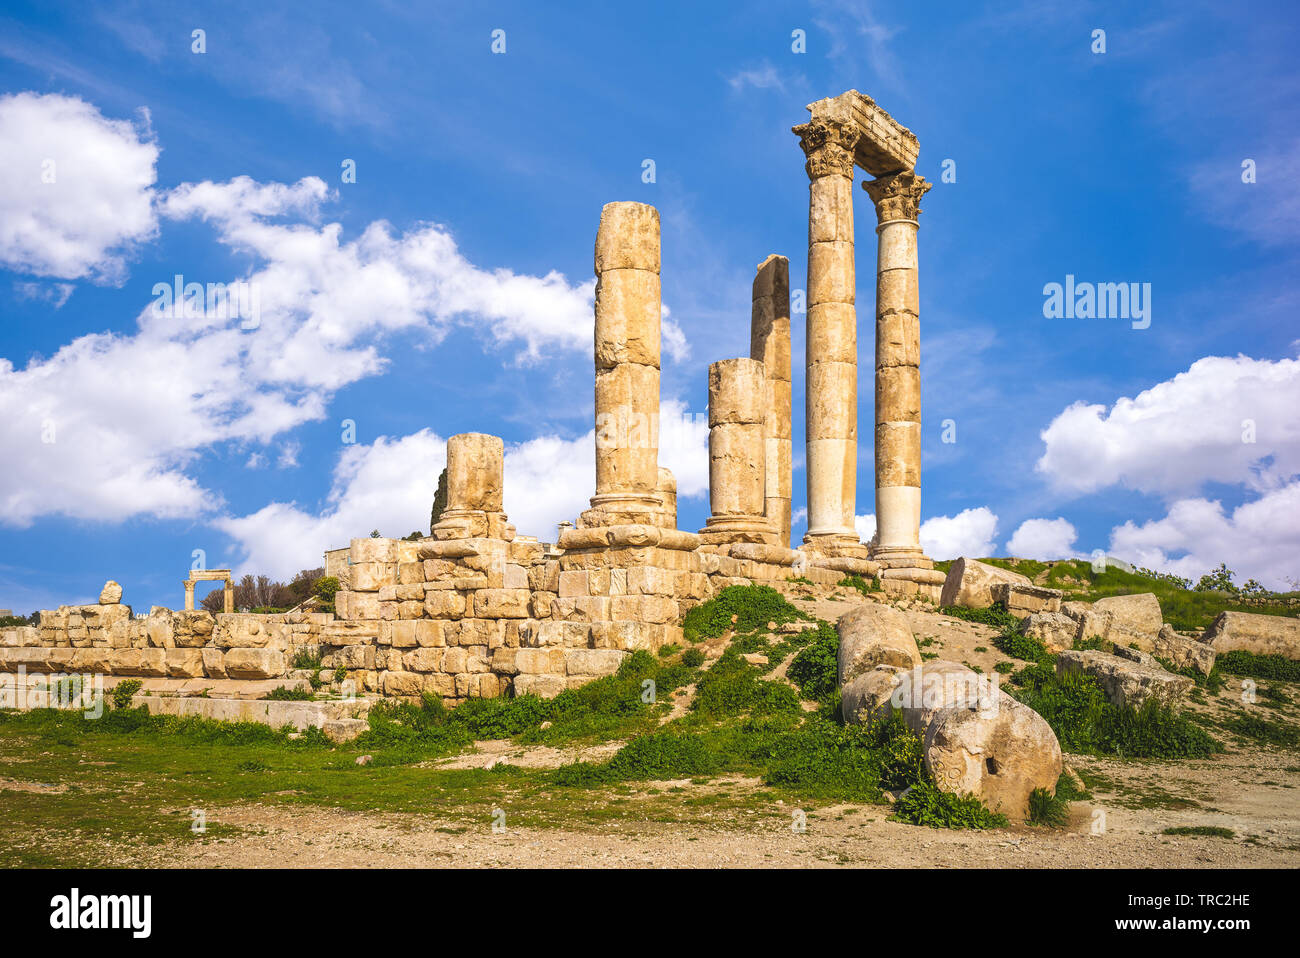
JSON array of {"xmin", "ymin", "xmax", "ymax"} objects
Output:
[
  {"xmin": 863, "ymin": 170, "xmax": 931, "ymax": 222},
  {"xmin": 793, "ymin": 118, "xmax": 859, "ymax": 180}
]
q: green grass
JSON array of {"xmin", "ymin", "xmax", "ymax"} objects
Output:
[
  {"xmin": 1163, "ymin": 825, "xmax": 1235, "ymax": 839},
  {"xmin": 1026, "ymin": 786, "xmax": 1069, "ymax": 827},
  {"xmin": 1008, "ymin": 662, "xmax": 1222, "ymax": 758},
  {"xmin": 681, "ymin": 585, "xmax": 807, "ymax": 643},
  {"xmin": 992, "ymin": 627, "xmax": 1052, "ymax": 664},
  {"xmin": 837, "ymin": 575, "xmax": 880, "ymax": 596},
  {"xmin": 1217, "ymin": 651, "xmax": 1300, "ymax": 682},
  {"xmin": 939, "ymin": 604, "xmax": 1020, "ymax": 631}
]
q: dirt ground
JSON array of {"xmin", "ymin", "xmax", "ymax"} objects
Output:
[
  {"xmin": 5, "ymin": 590, "xmax": 1298, "ymax": 868},
  {"xmin": 128, "ymin": 744, "xmax": 1300, "ymax": 869}
]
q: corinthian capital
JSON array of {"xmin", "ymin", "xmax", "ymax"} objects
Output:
[
  {"xmin": 793, "ymin": 118, "xmax": 859, "ymax": 180},
  {"xmin": 863, "ymin": 170, "xmax": 931, "ymax": 222}
]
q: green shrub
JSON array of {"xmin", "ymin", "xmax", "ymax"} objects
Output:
[
  {"xmin": 992, "ymin": 627, "xmax": 1051, "ymax": 663},
  {"xmin": 1217, "ymin": 651, "xmax": 1300, "ymax": 682},
  {"xmin": 263, "ymin": 686, "xmax": 313, "ymax": 701},
  {"xmin": 1027, "ymin": 786, "xmax": 1069, "ymax": 827},
  {"xmin": 837, "ymin": 575, "xmax": 879, "ymax": 596},
  {"xmin": 111, "ymin": 679, "xmax": 142, "ymax": 710},
  {"xmin": 680, "ymin": 647, "xmax": 705, "ymax": 668},
  {"xmin": 940, "ymin": 604, "xmax": 1020, "ymax": 631},
  {"xmin": 681, "ymin": 585, "xmax": 804, "ymax": 642},
  {"xmin": 657, "ymin": 644, "xmax": 681, "ymax": 658},
  {"xmin": 1054, "ymin": 770, "xmax": 1091, "ymax": 802},
  {"xmin": 890, "ymin": 781, "xmax": 1008, "ymax": 830},
  {"xmin": 786, "ymin": 622, "xmax": 839, "ymax": 703},
  {"xmin": 1010, "ymin": 663, "xmax": 1221, "ymax": 758},
  {"xmin": 291, "ymin": 646, "xmax": 323, "ymax": 670}
]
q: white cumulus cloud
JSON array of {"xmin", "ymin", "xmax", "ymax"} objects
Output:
[
  {"xmin": 1109, "ymin": 481, "xmax": 1300, "ymax": 591},
  {"xmin": 855, "ymin": 507, "xmax": 999, "ymax": 560},
  {"xmin": 1006, "ymin": 517, "xmax": 1078, "ymax": 559},
  {"xmin": 216, "ymin": 401, "xmax": 710, "ymax": 579},
  {"xmin": 0, "ymin": 92, "xmax": 158, "ymax": 282},
  {"xmin": 1037, "ymin": 354, "xmax": 1300, "ymax": 497}
]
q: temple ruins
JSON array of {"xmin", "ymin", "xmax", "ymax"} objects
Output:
[{"xmin": 0, "ymin": 91, "xmax": 950, "ymax": 723}]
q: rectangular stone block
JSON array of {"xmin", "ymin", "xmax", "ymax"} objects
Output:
[
  {"xmin": 513, "ymin": 674, "xmax": 566, "ymax": 698},
  {"xmin": 627, "ymin": 566, "xmax": 675, "ymax": 596},
  {"xmin": 224, "ymin": 648, "xmax": 287, "ymax": 680},
  {"xmin": 565, "ymin": 648, "xmax": 629, "ymax": 676},
  {"xmin": 423, "ymin": 590, "xmax": 467, "ymax": 619},
  {"xmin": 609, "ymin": 595, "xmax": 677, "ymax": 624},
  {"xmin": 515, "ymin": 647, "xmax": 565, "ymax": 674},
  {"xmin": 165, "ymin": 649, "xmax": 205, "ymax": 678},
  {"xmin": 471, "ymin": 589, "xmax": 530, "ymax": 619}
]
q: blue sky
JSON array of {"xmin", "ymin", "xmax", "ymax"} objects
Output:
[{"xmin": 1, "ymin": 0, "xmax": 1298, "ymax": 613}]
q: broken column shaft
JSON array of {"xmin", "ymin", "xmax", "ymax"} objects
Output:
[{"xmin": 750, "ymin": 254, "xmax": 793, "ymax": 548}]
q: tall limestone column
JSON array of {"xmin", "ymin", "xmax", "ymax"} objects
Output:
[
  {"xmin": 750, "ymin": 254, "xmax": 793, "ymax": 548},
  {"xmin": 794, "ymin": 117, "xmax": 868, "ymax": 557},
  {"xmin": 581, "ymin": 202, "xmax": 665, "ymax": 528},
  {"xmin": 699, "ymin": 358, "xmax": 777, "ymax": 545},
  {"xmin": 862, "ymin": 170, "xmax": 937, "ymax": 576}
]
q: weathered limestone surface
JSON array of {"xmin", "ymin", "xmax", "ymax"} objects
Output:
[
  {"xmin": 842, "ymin": 657, "xmax": 1061, "ymax": 822},
  {"xmin": 583, "ymin": 202, "xmax": 664, "ymax": 528},
  {"xmin": 1153, "ymin": 624, "xmax": 1217, "ymax": 675},
  {"xmin": 1019, "ymin": 611, "xmax": 1078, "ymax": 654},
  {"xmin": 923, "ymin": 689, "xmax": 1063, "ymax": 822},
  {"xmin": 939, "ymin": 558, "xmax": 1031, "ymax": 609},
  {"xmin": 1092, "ymin": 593, "xmax": 1163, "ymax": 648},
  {"xmin": 1202, "ymin": 610, "xmax": 1300, "ymax": 660},
  {"xmin": 836, "ymin": 604, "xmax": 921, "ymax": 686},
  {"xmin": 99, "ymin": 581, "xmax": 122, "ymax": 604},
  {"xmin": 989, "ymin": 582, "xmax": 1063, "ymax": 615},
  {"xmin": 750, "ymin": 254, "xmax": 792, "ymax": 547},
  {"xmin": 795, "ymin": 115, "xmax": 865, "ymax": 557},
  {"xmin": 432, "ymin": 433, "xmax": 515, "ymax": 542},
  {"xmin": 1055, "ymin": 649, "xmax": 1193, "ymax": 710},
  {"xmin": 699, "ymin": 358, "xmax": 779, "ymax": 547},
  {"xmin": 863, "ymin": 169, "xmax": 931, "ymax": 575}
]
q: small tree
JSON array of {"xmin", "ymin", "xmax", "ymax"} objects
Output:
[
  {"xmin": 1194, "ymin": 563, "xmax": 1237, "ymax": 593},
  {"xmin": 313, "ymin": 576, "xmax": 340, "ymax": 614},
  {"xmin": 429, "ymin": 467, "xmax": 448, "ymax": 532}
]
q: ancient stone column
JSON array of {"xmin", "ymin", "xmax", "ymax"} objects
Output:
[
  {"xmin": 794, "ymin": 117, "xmax": 866, "ymax": 555},
  {"xmin": 655, "ymin": 466, "xmax": 678, "ymax": 529},
  {"xmin": 699, "ymin": 358, "xmax": 776, "ymax": 545},
  {"xmin": 223, "ymin": 579, "xmax": 235, "ymax": 614},
  {"xmin": 183, "ymin": 580, "xmax": 195, "ymax": 611},
  {"xmin": 582, "ymin": 202, "xmax": 664, "ymax": 528},
  {"xmin": 432, "ymin": 433, "xmax": 514, "ymax": 540},
  {"xmin": 750, "ymin": 254, "xmax": 793, "ymax": 548},
  {"xmin": 863, "ymin": 170, "xmax": 933, "ymax": 569}
]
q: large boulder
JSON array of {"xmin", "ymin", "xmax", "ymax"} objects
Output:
[
  {"xmin": 1202, "ymin": 611, "xmax": 1300, "ymax": 660},
  {"xmin": 1055, "ymin": 649, "xmax": 1192, "ymax": 710},
  {"xmin": 1020, "ymin": 612, "xmax": 1078, "ymax": 653},
  {"xmin": 939, "ymin": 558, "xmax": 1030, "ymax": 609},
  {"xmin": 836, "ymin": 604, "xmax": 920, "ymax": 687},
  {"xmin": 1152, "ymin": 624, "xmax": 1216, "ymax": 675},
  {"xmin": 923, "ymin": 691, "xmax": 1063, "ymax": 822},
  {"xmin": 99, "ymin": 581, "xmax": 123, "ymax": 605},
  {"xmin": 1093, "ymin": 593, "xmax": 1162, "ymax": 649}
]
